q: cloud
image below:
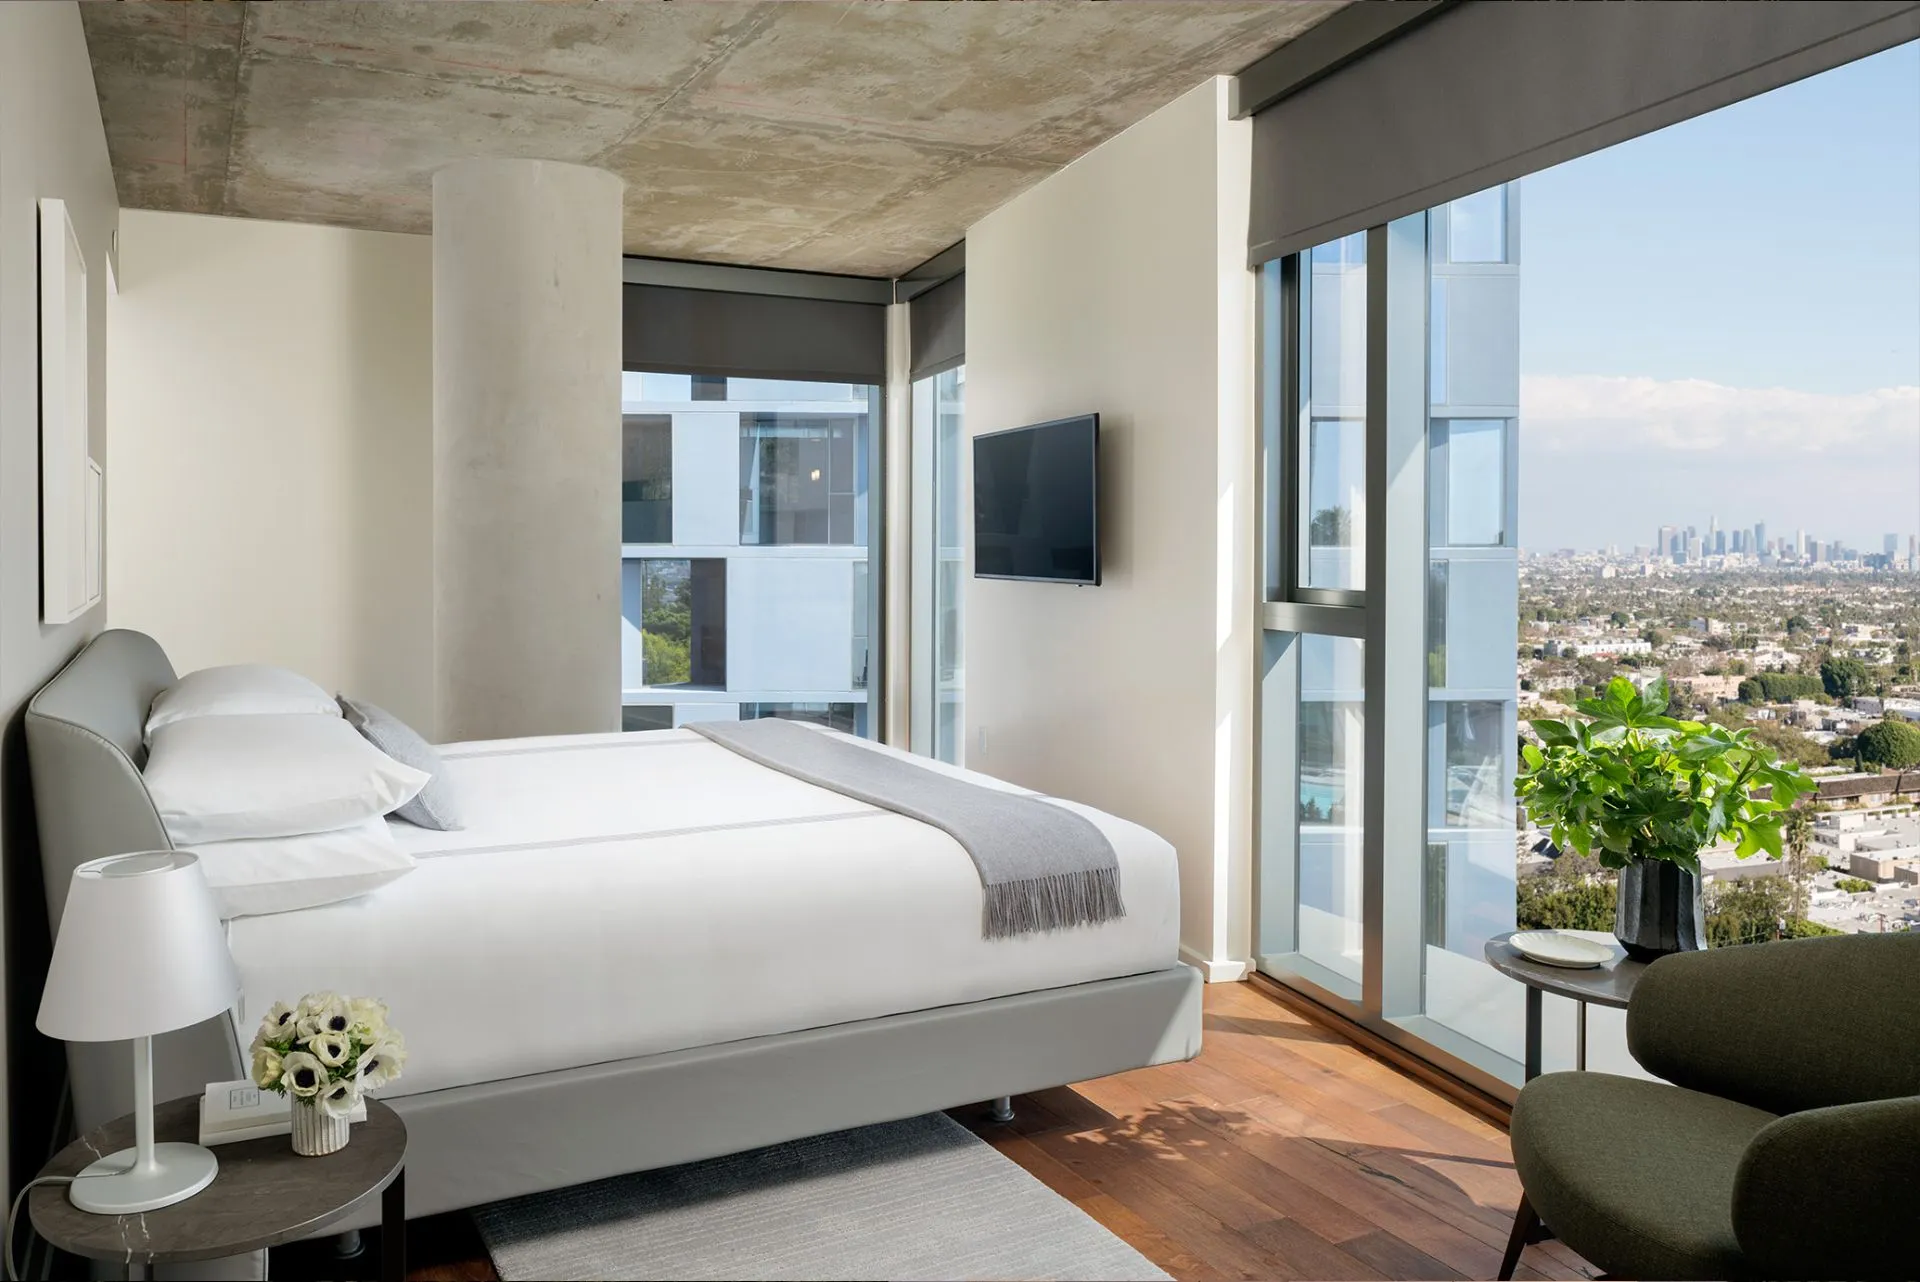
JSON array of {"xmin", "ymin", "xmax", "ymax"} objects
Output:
[
  {"xmin": 1520, "ymin": 375, "xmax": 1919, "ymax": 454},
  {"xmin": 1516, "ymin": 376, "xmax": 1920, "ymax": 549}
]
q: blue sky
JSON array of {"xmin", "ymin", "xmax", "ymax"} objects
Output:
[{"xmin": 1516, "ymin": 39, "xmax": 1920, "ymax": 552}]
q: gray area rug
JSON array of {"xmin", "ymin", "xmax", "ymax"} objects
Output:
[{"xmin": 472, "ymin": 1113, "xmax": 1170, "ymax": 1281}]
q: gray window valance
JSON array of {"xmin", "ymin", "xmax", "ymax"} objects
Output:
[
  {"xmin": 908, "ymin": 273, "xmax": 965, "ymax": 380},
  {"xmin": 622, "ymin": 283, "xmax": 888, "ymax": 385},
  {"xmin": 1249, "ymin": 1, "xmax": 1920, "ymax": 263}
]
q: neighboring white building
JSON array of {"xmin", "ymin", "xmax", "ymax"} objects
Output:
[{"xmin": 618, "ymin": 372, "xmax": 879, "ymax": 735}]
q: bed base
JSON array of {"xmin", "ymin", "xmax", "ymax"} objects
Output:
[{"xmin": 327, "ymin": 963, "xmax": 1201, "ymax": 1231}]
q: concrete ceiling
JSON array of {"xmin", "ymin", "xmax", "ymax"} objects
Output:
[{"xmin": 80, "ymin": 0, "xmax": 1339, "ymax": 278}]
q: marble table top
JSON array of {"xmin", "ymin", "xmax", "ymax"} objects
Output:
[
  {"xmin": 31, "ymin": 1095, "xmax": 405, "ymax": 1264},
  {"xmin": 1484, "ymin": 929, "xmax": 1650, "ymax": 1009}
]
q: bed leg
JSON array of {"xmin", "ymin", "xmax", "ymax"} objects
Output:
[{"xmin": 988, "ymin": 1095, "xmax": 1015, "ymax": 1124}]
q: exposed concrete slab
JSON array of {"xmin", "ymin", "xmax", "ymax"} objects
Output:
[{"xmin": 81, "ymin": 0, "xmax": 1342, "ymax": 276}]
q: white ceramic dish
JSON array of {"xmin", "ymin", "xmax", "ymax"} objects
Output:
[{"xmin": 1510, "ymin": 930, "xmax": 1614, "ymax": 969}]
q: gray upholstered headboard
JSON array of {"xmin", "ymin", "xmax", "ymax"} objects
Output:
[{"xmin": 25, "ymin": 629, "xmax": 243, "ymax": 1129}]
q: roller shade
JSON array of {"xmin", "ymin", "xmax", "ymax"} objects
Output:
[
  {"xmin": 622, "ymin": 283, "xmax": 887, "ymax": 384},
  {"xmin": 908, "ymin": 273, "xmax": 965, "ymax": 379},
  {"xmin": 1250, "ymin": 1, "xmax": 1920, "ymax": 263}
]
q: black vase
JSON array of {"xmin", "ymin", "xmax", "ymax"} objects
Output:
[{"xmin": 1614, "ymin": 860, "xmax": 1706, "ymax": 960}]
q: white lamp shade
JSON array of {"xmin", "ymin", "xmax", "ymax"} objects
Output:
[{"xmin": 38, "ymin": 852, "xmax": 239, "ymax": 1043}]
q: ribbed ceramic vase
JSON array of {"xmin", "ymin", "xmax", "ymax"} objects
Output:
[
  {"xmin": 290, "ymin": 1100, "xmax": 350, "ymax": 1157},
  {"xmin": 1614, "ymin": 859, "xmax": 1706, "ymax": 961}
]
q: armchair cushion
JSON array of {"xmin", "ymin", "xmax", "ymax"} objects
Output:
[
  {"xmin": 1511, "ymin": 1071, "xmax": 1776, "ymax": 1281},
  {"xmin": 1733, "ymin": 1095, "xmax": 1920, "ymax": 1280},
  {"xmin": 1627, "ymin": 932, "xmax": 1920, "ymax": 1115}
]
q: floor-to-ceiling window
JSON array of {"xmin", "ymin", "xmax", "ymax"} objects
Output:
[
  {"xmin": 620, "ymin": 372, "xmax": 882, "ymax": 737},
  {"xmin": 1253, "ymin": 37, "xmax": 1919, "ymax": 1090}
]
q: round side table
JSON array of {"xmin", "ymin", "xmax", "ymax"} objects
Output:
[
  {"xmin": 30, "ymin": 1095, "xmax": 406, "ymax": 1281},
  {"xmin": 1485, "ymin": 929, "xmax": 1649, "ymax": 1081}
]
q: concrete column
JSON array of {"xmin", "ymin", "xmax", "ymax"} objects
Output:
[{"xmin": 433, "ymin": 159, "xmax": 624, "ymax": 740}]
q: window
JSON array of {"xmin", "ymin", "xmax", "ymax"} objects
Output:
[
  {"xmin": 741, "ymin": 702, "xmax": 860, "ymax": 734},
  {"xmin": 911, "ymin": 364, "xmax": 966, "ymax": 763},
  {"xmin": 621, "ymin": 414, "xmax": 672, "ymax": 544},
  {"xmin": 1301, "ymin": 241, "xmax": 1368, "ymax": 594},
  {"xmin": 1298, "ymin": 634, "xmax": 1366, "ymax": 986},
  {"xmin": 623, "ymin": 558, "xmax": 726, "ymax": 690},
  {"xmin": 739, "ymin": 413, "xmax": 867, "ymax": 546},
  {"xmin": 619, "ymin": 373, "xmax": 880, "ymax": 734},
  {"xmin": 1439, "ymin": 186, "xmax": 1508, "ymax": 263}
]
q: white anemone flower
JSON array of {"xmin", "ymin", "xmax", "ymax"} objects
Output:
[
  {"xmin": 251, "ymin": 1045, "xmax": 283, "ymax": 1091},
  {"xmin": 280, "ymin": 1051, "xmax": 326, "ymax": 1098},
  {"xmin": 256, "ymin": 1002, "xmax": 298, "ymax": 1047},
  {"xmin": 310, "ymin": 1031, "xmax": 352, "ymax": 1069},
  {"xmin": 347, "ymin": 996, "xmax": 390, "ymax": 1038},
  {"xmin": 296, "ymin": 994, "xmax": 352, "ymax": 1041},
  {"xmin": 355, "ymin": 1040, "xmax": 407, "ymax": 1091},
  {"xmin": 317, "ymin": 1075, "xmax": 362, "ymax": 1120}
]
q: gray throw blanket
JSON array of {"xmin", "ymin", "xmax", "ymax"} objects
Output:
[{"xmin": 691, "ymin": 718, "xmax": 1124, "ymax": 940}]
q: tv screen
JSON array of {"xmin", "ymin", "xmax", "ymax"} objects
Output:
[{"xmin": 973, "ymin": 414, "xmax": 1099, "ymax": 585}]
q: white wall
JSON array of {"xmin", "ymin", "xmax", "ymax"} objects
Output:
[
  {"xmin": 0, "ymin": 0, "xmax": 117, "ymax": 1199},
  {"xmin": 964, "ymin": 78, "xmax": 1256, "ymax": 978},
  {"xmin": 106, "ymin": 211, "xmax": 436, "ymax": 730}
]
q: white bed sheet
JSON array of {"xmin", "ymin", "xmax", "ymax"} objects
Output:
[{"xmin": 226, "ymin": 728, "xmax": 1180, "ymax": 1097}]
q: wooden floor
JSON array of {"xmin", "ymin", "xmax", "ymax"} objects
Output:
[{"xmin": 289, "ymin": 980, "xmax": 1594, "ymax": 1281}]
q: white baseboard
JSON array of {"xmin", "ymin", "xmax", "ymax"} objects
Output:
[{"xmin": 1179, "ymin": 944, "xmax": 1250, "ymax": 983}]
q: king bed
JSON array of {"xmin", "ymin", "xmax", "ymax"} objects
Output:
[{"xmin": 26, "ymin": 629, "xmax": 1202, "ymax": 1232}]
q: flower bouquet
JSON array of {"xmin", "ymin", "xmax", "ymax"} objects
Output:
[{"xmin": 249, "ymin": 993, "xmax": 406, "ymax": 1156}]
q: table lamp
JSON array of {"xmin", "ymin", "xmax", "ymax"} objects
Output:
[{"xmin": 37, "ymin": 852, "xmax": 240, "ymax": 1214}]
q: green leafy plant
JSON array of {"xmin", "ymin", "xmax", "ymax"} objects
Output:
[{"xmin": 1516, "ymin": 677, "xmax": 1816, "ymax": 878}]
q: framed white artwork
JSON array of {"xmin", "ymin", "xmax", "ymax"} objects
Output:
[{"xmin": 39, "ymin": 197, "xmax": 102, "ymax": 623}]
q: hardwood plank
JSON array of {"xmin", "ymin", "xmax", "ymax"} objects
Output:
[
  {"xmin": 1075, "ymin": 1193, "xmax": 1215, "ymax": 1281},
  {"xmin": 1339, "ymin": 1227, "xmax": 1470, "ymax": 1280},
  {"xmin": 1242, "ymin": 1217, "xmax": 1390, "ymax": 1282}
]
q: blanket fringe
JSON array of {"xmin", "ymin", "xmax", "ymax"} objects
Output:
[{"xmin": 983, "ymin": 866, "xmax": 1126, "ymax": 939}]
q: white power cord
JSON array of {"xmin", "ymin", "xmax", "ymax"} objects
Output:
[{"xmin": 5, "ymin": 1176, "xmax": 72, "ymax": 1282}]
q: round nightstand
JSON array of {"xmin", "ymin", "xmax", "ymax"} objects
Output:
[{"xmin": 30, "ymin": 1095, "xmax": 406, "ymax": 1281}]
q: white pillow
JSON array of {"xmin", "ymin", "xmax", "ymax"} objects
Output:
[
  {"xmin": 183, "ymin": 818, "xmax": 416, "ymax": 919},
  {"xmin": 146, "ymin": 664, "xmax": 342, "ymax": 743},
  {"xmin": 144, "ymin": 714, "xmax": 429, "ymax": 844}
]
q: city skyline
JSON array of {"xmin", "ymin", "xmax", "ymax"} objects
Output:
[{"xmin": 1513, "ymin": 40, "xmax": 1920, "ymax": 553}]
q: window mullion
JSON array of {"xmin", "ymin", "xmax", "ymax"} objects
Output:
[{"xmin": 1362, "ymin": 216, "xmax": 1433, "ymax": 1018}]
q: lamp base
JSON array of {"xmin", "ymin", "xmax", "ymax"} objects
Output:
[{"xmin": 68, "ymin": 1143, "xmax": 218, "ymax": 1214}]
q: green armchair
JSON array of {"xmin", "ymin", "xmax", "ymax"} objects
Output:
[{"xmin": 1504, "ymin": 930, "xmax": 1920, "ymax": 1280}]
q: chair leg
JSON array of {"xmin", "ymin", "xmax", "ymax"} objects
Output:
[{"xmin": 1499, "ymin": 1192, "xmax": 1539, "ymax": 1281}]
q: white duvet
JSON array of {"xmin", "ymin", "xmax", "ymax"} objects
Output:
[{"xmin": 225, "ymin": 728, "xmax": 1180, "ymax": 1097}]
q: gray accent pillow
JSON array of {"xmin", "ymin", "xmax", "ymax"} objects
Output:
[{"xmin": 336, "ymin": 696, "xmax": 464, "ymax": 831}]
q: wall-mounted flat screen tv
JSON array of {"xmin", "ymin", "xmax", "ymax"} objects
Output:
[{"xmin": 973, "ymin": 414, "xmax": 1099, "ymax": 585}]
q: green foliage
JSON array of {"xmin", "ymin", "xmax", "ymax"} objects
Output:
[
  {"xmin": 1786, "ymin": 614, "xmax": 1812, "ymax": 634},
  {"xmin": 640, "ymin": 630, "xmax": 689, "ymax": 686},
  {"xmin": 1835, "ymin": 876, "xmax": 1876, "ymax": 894},
  {"xmin": 1782, "ymin": 917, "xmax": 1845, "ymax": 939},
  {"xmin": 1609, "ymin": 611, "xmax": 1631, "ymax": 628},
  {"xmin": 1820, "ymin": 655, "xmax": 1871, "ymax": 699},
  {"xmin": 1515, "ymin": 677, "xmax": 1818, "ymax": 877},
  {"xmin": 1516, "ymin": 877, "xmax": 1617, "ymax": 931},
  {"xmin": 1704, "ymin": 877, "xmax": 1792, "ymax": 946},
  {"xmin": 1704, "ymin": 710, "xmax": 1838, "ymax": 769},
  {"xmin": 1308, "ymin": 506, "xmax": 1351, "ymax": 546},
  {"xmin": 1855, "ymin": 719, "xmax": 1920, "ymax": 769},
  {"xmin": 1738, "ymin": 672, "xmax": 1824, "ymax": 704}
]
